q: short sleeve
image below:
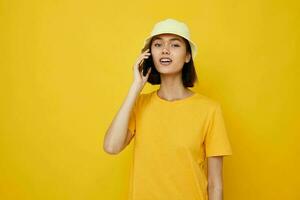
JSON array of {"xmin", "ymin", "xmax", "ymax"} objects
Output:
[{"xmin": 204, "ymin": 103, "xmax": 233, "ymax": 157}]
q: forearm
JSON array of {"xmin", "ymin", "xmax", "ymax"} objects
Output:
[
  {"xmin": 103, "ymin": 82, "xmax": 142, "ymax": 154},
  {"xmin": 208, "ymin": 186, "xmax": 223, "ymax": 200}
]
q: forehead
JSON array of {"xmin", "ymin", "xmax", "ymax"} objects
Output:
[{"xmin": 152, "ymin": 33, "xmax": 184, "ymax": 42}]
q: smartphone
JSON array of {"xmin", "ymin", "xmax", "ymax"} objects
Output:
[{"xmin": 141, "ymin": 51, "xmax": 153, "ymax": 76}]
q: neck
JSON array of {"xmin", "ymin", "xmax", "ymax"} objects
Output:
[{"xmin": 157, "ymin": 74, "xmax": 193, "ymax": 101}]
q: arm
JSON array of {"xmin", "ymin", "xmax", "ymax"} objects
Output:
[
  {"xmin": 207, "ymin": 156, "xmax": 223, "ymax": 200},
  {"xmin": 103, "ymin": 82, "xmax": 142, "ymax": 155},
  {"xmin": 102, "ymin": 49, "xmax": 152, "ymax": 155}
]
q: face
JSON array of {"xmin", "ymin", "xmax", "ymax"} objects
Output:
[{"xmin": 150, "ymin": 33, "xmax": 191, "ymax": 75}]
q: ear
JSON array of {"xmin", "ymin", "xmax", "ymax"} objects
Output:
[{"xmin": 185, "ymin": 52, "xmax": 191, "ymax": 63}]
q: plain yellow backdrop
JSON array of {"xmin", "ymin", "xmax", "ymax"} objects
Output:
[{"xmin": 1, "ymin": 0, "xmax": 299, "ymax": 199}]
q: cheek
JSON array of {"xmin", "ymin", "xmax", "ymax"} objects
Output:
[
  {"xmin": 172, "ymin": 52, "xmax": 187, "ymax": 63},
  {"xmin": 151, "ymin": 51, "xmax": 160, "ymax": 61},
  {"xmin": 174, "ymin": 50, "xmax": 186, "ymax": 62}
]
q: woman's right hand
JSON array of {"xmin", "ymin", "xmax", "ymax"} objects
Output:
[{"xmin": 132, "ymin": 48, "xmax": 152, "ymax": 89}]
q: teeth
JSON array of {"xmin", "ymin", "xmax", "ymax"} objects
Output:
[{"xmin": 160, "ymin": 58, "xmax": 172, "ymax": 62}]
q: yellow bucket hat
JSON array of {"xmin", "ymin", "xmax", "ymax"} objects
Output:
[{"xmin": 142, "ymin": 18, "xmax": 198, "ymax": 60}]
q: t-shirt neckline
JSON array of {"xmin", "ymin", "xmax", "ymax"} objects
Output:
[{"xmin": 153, "ymin": 89, "xmax": 198, "ymax": 104}]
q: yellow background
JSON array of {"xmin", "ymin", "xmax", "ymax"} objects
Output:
[{"xmin": 1, "ymin": 0, "xmax": 299, "ymax": 199}]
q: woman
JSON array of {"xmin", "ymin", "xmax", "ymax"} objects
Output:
[{"xmin": 103, "ymin": 18, "xmax": 233, "ymax": 200}]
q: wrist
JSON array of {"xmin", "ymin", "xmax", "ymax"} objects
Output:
[
  {"xmin": 131, "ymin": 81, "xmax": 143, "ymax": 90},
  {"xmin": 130, "ymin": 81, "xmax": 143, "ymax": 93}
]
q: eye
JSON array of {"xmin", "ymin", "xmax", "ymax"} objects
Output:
[
  {"xmin": 171, "ymin": 43, "xmax": 180, "ymax": 47},
  {"xmin": 154, "ymin": 43, "xmax": 161, "ymax": 47}
]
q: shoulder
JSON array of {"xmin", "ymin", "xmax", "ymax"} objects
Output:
[
  {"xmin": 135, "ymin": 91, "xmax": 153, "ymax": 108},
  {"xmin": 137, "ymin": 92, "xmax": 150, "ymax": 101},
  {"xmin": 139, "ymin": 91, "xmax": 154, "ymax": 101},
  {"xmin": 193, "ymin": 92, "xmax": 221, "ymax": 109}
]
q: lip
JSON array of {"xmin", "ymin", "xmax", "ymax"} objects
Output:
[
  {"xmin": 159, "ymin": 57, "xmax": 172, "ymax": 61},
  {"xmin": 159, "ymin": 57, "xmax": 173, "ymax": 65}
]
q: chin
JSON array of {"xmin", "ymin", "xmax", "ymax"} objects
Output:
[
  {"xmin": 154, "ymin": 62, "xmax": 182, "ymax": 73},
  {"xmin": 157, "ymin": 68, "xmax": 182, "ymax": 75}
]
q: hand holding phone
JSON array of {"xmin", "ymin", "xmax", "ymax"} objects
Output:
[
  {"xmin": 132, "ymin": 49, "xmax": 152, "ymax": 88},
  {"xmin": 141, "ymin": 50, "xmax": 153, "ymax": 76}
]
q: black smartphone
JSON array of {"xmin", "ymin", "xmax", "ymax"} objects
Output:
[{"xmin": 141, "ymin": 51, "xmax": 153, "ymax": 76}]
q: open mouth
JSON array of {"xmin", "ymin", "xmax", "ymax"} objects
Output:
[{"xmin": 159, "ymin": 58, "xmax": 172, "ymax": 65}]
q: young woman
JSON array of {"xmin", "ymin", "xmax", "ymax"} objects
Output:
[{"xmin": 103, "ymin": 18, "xmax": 232, "ymax": 200}]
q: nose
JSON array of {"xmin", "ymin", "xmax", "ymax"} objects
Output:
[{"xmin": 162, "ymin": 45, "xmax": 170, "ymax": 55}]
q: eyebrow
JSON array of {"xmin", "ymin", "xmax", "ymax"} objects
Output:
[{"xmin": 152, "ymin": 36, "xmax": 183, "ymax": 43}]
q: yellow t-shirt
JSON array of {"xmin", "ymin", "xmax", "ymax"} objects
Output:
[{"xmin": 127, "ymin": 89, "xmax": 232, "ymax": 200}]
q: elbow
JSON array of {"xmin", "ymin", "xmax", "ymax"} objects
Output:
[
  {"xmin": 103, "ymin": 136, "xmax": 122, "ymax": 155},
  {"xmin": 102, "ymin": 129, "xmax": 126, "ymax": 155},
  {"xmin": 103, "ymin": 144, "xmax": 121, "ymax": 155}
]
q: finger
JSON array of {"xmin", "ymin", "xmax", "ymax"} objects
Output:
[
  {"xmin": 147, "ymin": 67, "xmax": 152, "ymax": 75},
  {"xmin": 135, "ymin": 57, "xmax": 144, "ymax": 68},
  {"xmin": 133, "ymin": 53, "xmax": 151, "ymax": 70},
  {"xmin": 143, "ymin": 48, "xmax": 150, "ymax": 53},
  {"xmin": 137, "ymin": 53, "xmax": 150, "ymax": 61},
  {"xmin": 138, "ymin": 53, "xmax": 151, "ymax": 61},
  {"xmin": 137, "ymin": 55, "xmax": 150, "ymax": 66},
  {"xmin": 139, "ymin": 49, "xmax": 150, "ymax": 56}
]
